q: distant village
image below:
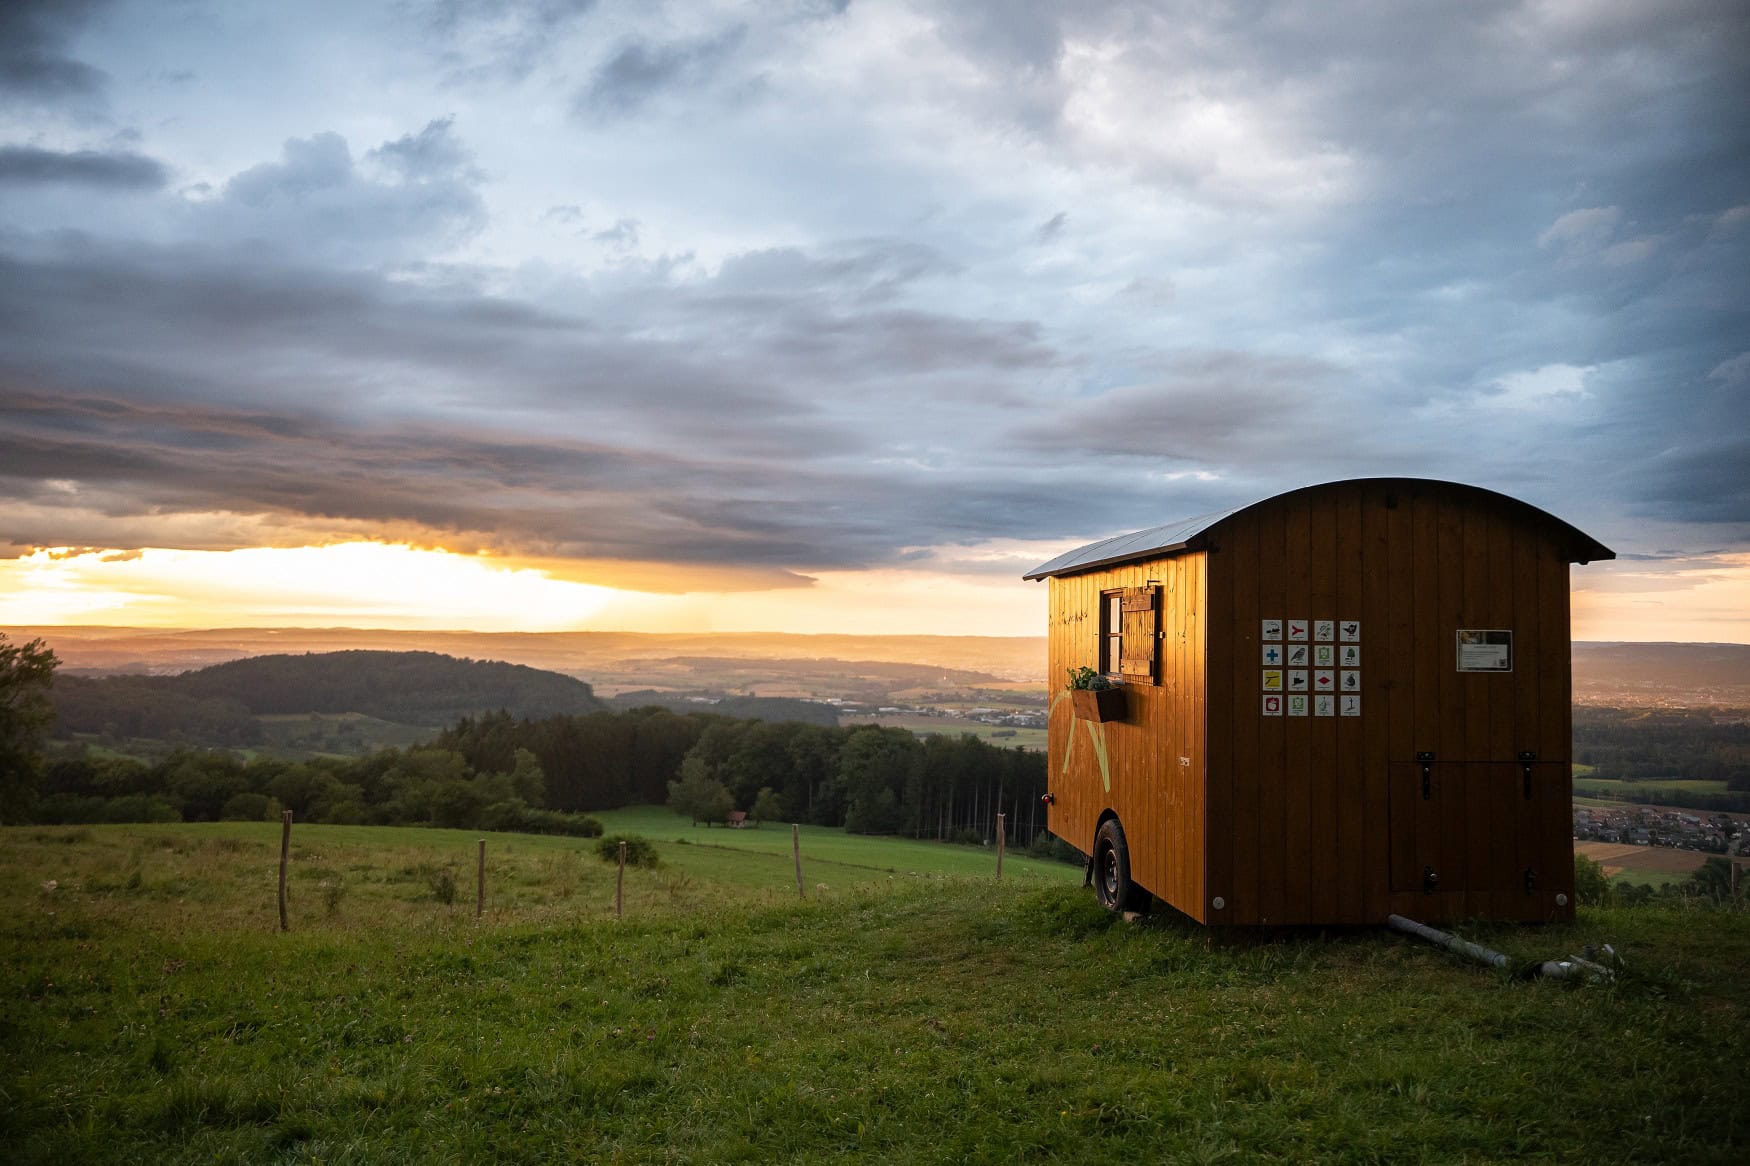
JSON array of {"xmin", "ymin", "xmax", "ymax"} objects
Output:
[{"xmin": 1573, "ymin": 804, "xmax": 1750, "ymax": 857}]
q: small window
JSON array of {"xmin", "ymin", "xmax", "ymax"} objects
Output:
[{"xmin": 1100, "ymin": 591, "xmax": 1124, "ymax": 676}]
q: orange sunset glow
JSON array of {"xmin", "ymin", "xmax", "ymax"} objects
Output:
[
  {"xmin": 0, "ymin": 542, "xmax": 1052, "ymax": 637},
  {"xmin": 3, "ymin": 540, "xmax": 1747, "ymax": 644}
]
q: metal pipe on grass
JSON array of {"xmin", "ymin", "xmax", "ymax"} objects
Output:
[{"xmin": 1387, "ymin": 913, "xmax": 1508, "ymax": 969}]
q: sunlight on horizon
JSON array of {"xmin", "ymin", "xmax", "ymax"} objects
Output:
[
  {"xmin": 1, "ymin": 542, "xmax": 1746, "ymax": 643},
  {"xmin": 0, "ymin": 543, "xmax": 1050, "ymax": 637},
  {"xmin": 0, "ymin": 544, "xmax": 625, "ymax": 632}
]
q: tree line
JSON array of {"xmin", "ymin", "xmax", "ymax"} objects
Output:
[
  {"xmin": 1575, "ymin": 706, "xmax": 1750, "ymax": 808},
  {"xmin": 438, "ymin": 709, "xmax": 1054, "ymax": 846},
  {"xmin": 18, "ymin": 703, "xmax": 1056, "ymax": 850}
]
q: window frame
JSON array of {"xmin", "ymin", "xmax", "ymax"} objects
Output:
[{"xmin": 1100, "ymin": 590, "xmax": 1125, "ymax": 678}]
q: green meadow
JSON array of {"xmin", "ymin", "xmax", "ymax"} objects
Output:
[
  {"xmin": 1571, "ymin": 777, "xmax": 1732, "ymax": 800},
  {"xmin": 2, "ymin": 820, "xmax": 1745, "ymax": 1164}
]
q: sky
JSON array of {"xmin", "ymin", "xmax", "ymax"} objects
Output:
[{"xmin": 0, "ymin": 0, "xmax": 1746, "ymax": 640}]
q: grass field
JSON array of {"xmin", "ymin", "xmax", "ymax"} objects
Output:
[
  {"xmin": 1573, "ymin": 777, "xmax": 1731, "ymax": 799},
  {"xmin": 595, "ymin": 806, "xmax": 1074, "ymax": 884},
  {"xmin": 3, "ymin": 824, "xmax": 1747, "ymax": 1163}
]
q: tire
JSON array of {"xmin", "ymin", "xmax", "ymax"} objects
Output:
[{"xmin": 1092, "ymin": 817, "xmax": 1146, "ymax": 913}]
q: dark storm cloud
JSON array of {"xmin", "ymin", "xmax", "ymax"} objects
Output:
[
  {"xmin": 577, "ymin": 26, "xmax": 747, "ymax": 117},
  {"xmin": 0, "ymin": 0, "xmax": 108, "ymax": 103},
  {"xmin": 1010, "ymin": 353, "xmax": 1342, "ymax": 460},
  {"xmin": 0, "ymin": 224, "xmax": 1080, "ymax": 568},
  {"xmin": 0, "ymin": 145, "xmax": 167, "ymax": 189},
  {"xmin": 0, "ymin": 382, "xmax": 1138, "ymax": 574}
]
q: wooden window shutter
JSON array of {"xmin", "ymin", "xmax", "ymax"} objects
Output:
[{"xmin": 1119, "ymin": 586, "xmax": 1159, "ymax": 683}]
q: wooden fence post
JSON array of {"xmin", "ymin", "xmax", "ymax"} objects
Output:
[
  {"xmin": 996, "ymin": 812, "xmax": 1006, "ymax": 882},
  {"xmin": 476, "ymin": 839, "xmax": 486, "ymax": 920},
  {"xmin": 793, "ymin": 824, "xmax": 805, "ymax": 898},
  {"xmin": 616, "ymin": 840, "xmax": 627, "ymax": 920},
  {"xmin": 277, "ymin": 810, "xmax": 292, "ymax": 932}
]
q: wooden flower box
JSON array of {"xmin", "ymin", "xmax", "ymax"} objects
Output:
[{"xmin": 1071, "ymin": 686, "xmax": 1126, "ymax": 723}]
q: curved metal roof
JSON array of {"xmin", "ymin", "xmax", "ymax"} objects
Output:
[{"xmin": 1022, "ymin": 477, "xmax": 1614, "ymax": 581}]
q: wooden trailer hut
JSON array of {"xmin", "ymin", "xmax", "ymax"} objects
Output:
[{"xmin": 1023, "ymin": 478, "xmax": 1613, "ymax": 926}]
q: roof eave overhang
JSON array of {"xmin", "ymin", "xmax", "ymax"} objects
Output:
[{"xmin": 1021, "ymin": 537, "xmax": 1202, "ymax": 581}]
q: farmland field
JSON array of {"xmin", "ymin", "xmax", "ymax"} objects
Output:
[
  {"xmin": 1572, "ymin": 777, "xmax": 1731, "ymax": 799},
  {"xmin": 1571, "ymin": 841, "xmax": 1732, "ymax": 890},
  {"xmin": 3, "ymin": 823, "xmax": 1747, "ymax": 1163}
]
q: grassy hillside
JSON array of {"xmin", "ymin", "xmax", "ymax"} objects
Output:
[{"xmin": 3, "ymin": 824, "xmax": 1745, "ymax": 1164}]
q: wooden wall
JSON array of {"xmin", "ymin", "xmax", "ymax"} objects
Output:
[
  {"xmin": 1204, "ymin": 479, "xmax": 1576, "ymax": 925},
  {"xmin": 1045, "ymin": 552, "xmax": 1207, "ymax": 921}
]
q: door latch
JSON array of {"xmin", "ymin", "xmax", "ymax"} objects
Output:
[
  {"xmin": 1518, "ymin": 750, "xmax": 1536, "ymax": 799},
  {"xmin": 1417, "ymin": 751, "xmax": 1435, "ymax": 800}
]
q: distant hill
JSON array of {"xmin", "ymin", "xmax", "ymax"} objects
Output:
[
  {"xmin": 168, "ymin": 651, "xmax": 607, "ymax": 724},
  {"xmin": 13, "ymin": 626, "xmax": 1048, "ymax": 682},
  {"xmin": 52, "ymin": 650, "xmax": 606, "ymax": 736},
  {"xmin": 1573, "ymin": 642, "xmax": 1750, "ymax": 707}
]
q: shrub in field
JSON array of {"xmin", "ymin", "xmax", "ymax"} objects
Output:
[
  {"xmin": 1573, "ymin": 854, "xmax": 1611, "ymax": 906},
  {"xmin": 596, "ymin": 834, "xmax": 659, "ymax": 867},
  {"xmin": 1028, "ymin": 833, "xmax": 1083, "ymax": 865},
  {"xmin": 481, "ymin": 799, "xmax": 604, "ymax": 837},
  {"xmin": 427, "ymin": 867, "xmax": 459, "ymax": 904}
]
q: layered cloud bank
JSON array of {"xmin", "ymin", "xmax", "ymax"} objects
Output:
[{"xmin": 1, "ymin": 0, "xmax": 1746, "ymax": 634}]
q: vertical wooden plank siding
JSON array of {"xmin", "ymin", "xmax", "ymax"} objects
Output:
[
  {"xmin": 1255, "ymin": 503, "xmax": 1288, "ymax": 925},
  {"xmin": 1306, "ymin": 497, "xmax": 1339, "ymax": 922},
  {"xmin": 1204, "ymin": 532, "xmax": 1232, "ymax": 924},
  {"xmin": 1484, "ymin": 510, "xmax": 1519, "ymax": 916},
  {"xmin": 1360, "ymin": 488, "xmax": 1394, "ymax": 921},
  {"xmin": 1042, "ymin": 552, "xmax": 1209, "ymax": 921},
  {"xmin": 1384, "ymin": 492, "xmax": 1417, "ymax": 900},
  {"xmin": 1042, "ymin": 479, "xmax": 1591, "ymax": 927},
  {"xmin": 1333, "ymin": 484, "xmax": 1366, "ymax": 922},
  {"xmin": 1460, "ymin": 505, "xmax": 1495, "ymax": 917},
  {"xmin": 1540, "ymin": 537, "xmax": 1577, "ymax": 918},
  {"xmin": 1410, "ymin": 494, "xmax": 1444, "ymax": 906},
  {"xmin": 1188, "ymin": 550, "xmax": 1208, "ymax": 914},
  {"xmin": 1225, "ymin": 514, "xmax": 1253, "ymax": 924}
]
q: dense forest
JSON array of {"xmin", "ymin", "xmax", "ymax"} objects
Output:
[
  {"xmin": 52, "ymin": 650, "xmax": 606, "ymax": 737},
  {"xmin": 51, "ymin": 675, "xmax": 263, "ymax": 746},
  {"xmin": 26, "ymin": 707, "xmax": 1055, "ymax": 850},
  {"xmin": 1574, "ymin": 707, "xmax": 1750, "ymax": 788}
]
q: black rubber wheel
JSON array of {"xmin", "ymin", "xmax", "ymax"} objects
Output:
[{"xmin": 1092, "ymin": 818, "xmax": 1146, "ymax": 913}]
